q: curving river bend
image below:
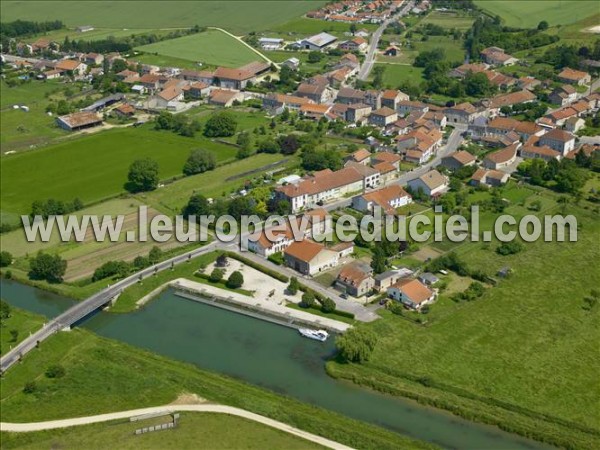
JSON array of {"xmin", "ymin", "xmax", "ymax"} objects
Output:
[{"xmin": 1, "ymin": 280, "xmax": 553, "ymax": 450}]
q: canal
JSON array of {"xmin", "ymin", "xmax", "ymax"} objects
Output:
[{"xmin": 1, "ymin": 280, "xmax": 552, "ymax": 450}]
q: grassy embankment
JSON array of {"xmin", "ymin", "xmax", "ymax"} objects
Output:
[
  {"xmin": 2, "ymin": 412, "xmax": 326, "ymax": 450},
  {"xmin": 327, "ymin": 190, "xmax": 600, "ymax": 450}
]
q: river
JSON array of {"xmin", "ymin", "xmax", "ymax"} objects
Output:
[{"xmin": 1, "ymin": 280, "xmax": 552, "ymax": 450}]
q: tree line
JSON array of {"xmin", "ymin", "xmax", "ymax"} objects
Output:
[{"xmin": 0, "ymin": 19, "xmax": 63, "ymax": 38}]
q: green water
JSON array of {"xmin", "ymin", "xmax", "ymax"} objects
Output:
[{"xmin": 1, "ymin": 280, "xmax": 553, "ymax": 450}]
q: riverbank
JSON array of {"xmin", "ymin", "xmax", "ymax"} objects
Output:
[
  {"xmin": 326, "ymin": 362, "xmax": 597, "ymax": 450},
  {"xmin": 0, "ymin": 306, "xmax": 434, "ymax": 450},
  {"xmin": 172, "ymin": 278, "xmax": 351, "ymax": 333},
  {"xmin": 0, "ymin": 282, "xmax": 554, "ymax": 450}
]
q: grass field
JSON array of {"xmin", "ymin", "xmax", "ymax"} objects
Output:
[
  {"xmin": 0, "ymin": 307, "xmax": 45, "ymax": 355},
  {"xmin": 0, "ymin": 308, "xmax": 432, "ymax": 450},
  {"xmin": 0, "ymin": 198, "xmax": 198, "ymax": 282},
  {"xmin": 24, "ymin": 27, "xmax": 173, "ymax": 44},
  {"xmin": 129, "ymin": 52, "xmax": 203, "ymax": 70},
  {"xmin": 1, "ymin": 413, "xmax": 324, "ymax": 450},
  {"xmin": 372, "ymin": 63, "xmax": 425, "ymax": 89},
  {"xmin": 1, "ymin": 81, "xmax": 71, "ymax": 153},
  {"xmin": 135, "ymin": 29, "xmax": 261, "ymax": 68},
  {"xmin": 474, "ymin": 0, "xmax": 600, "ymax": 28},
  {"xmin": 141, "ymin": 153, "xmax": 290, "ymax": 214},
  {"xmin": 418, "ymin": 10, "xmax": 475, "ymax": 31},
  {"xmin": 0, "ymin": 126, "xmax": 238, "ymax": 219},
  {"xmin": 328, "ymin": 191, "xmax": 600, "ymax": 449},
  {"xmin": 0, "ymin": 1, "xmax": 328, "ymax": 34}
]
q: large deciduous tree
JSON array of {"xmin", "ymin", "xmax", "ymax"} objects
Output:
[
  {"xmin": 127, "ymin": 158, "xmax": 159, "ymax": 192},
  {"xmin": 183, "ymin": 149, "xmax": 216, "ymax": 176}
]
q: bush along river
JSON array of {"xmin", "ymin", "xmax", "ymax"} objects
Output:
[{"xmin": 1, "ymin": 280, "xmax": 553, "ymax": 450}]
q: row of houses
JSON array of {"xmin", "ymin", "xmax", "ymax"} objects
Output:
[{"xmin": 306, "ymin": 0, "xmax": 402, "ymax": 24}]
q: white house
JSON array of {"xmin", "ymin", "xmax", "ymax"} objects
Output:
[{"xmin": 352, "ymin": 185, "xmax": 412, "ymax": 214}]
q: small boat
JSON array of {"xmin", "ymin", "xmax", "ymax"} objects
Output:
[{"xmin": 298, "ymin": 328, "xmax": 329, "ymax": 342}]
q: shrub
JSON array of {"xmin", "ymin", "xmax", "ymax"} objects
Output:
[
  {"xmin": 23, "ymin": 381, "xmax": 37, "ymax": 394},
  {"xmin": 0, "ymin": 251, "xmax": 13, "ymax": 267},
  {"xmin": 496, "ymin": 241, "xmax": 524, "ymax": 256},
  {"xmin": 320, "ymin": 297, "xmax": 336, "ymax": 313},
  {"xmin": 209, "ymin": 268, "xmax": 224, "ymax": 283},
  {"xmin": 92, "ymin": 260, "xmax": 130, "ymax": 282},
  {"xmin": 288, "ymin": 276, "xmax": 300, "ymax": 295},
  {"xmin": 335, "ymin": 327, "xmax": 378, "ymax": 363},
  {"xmin": 226, "ymin": 271, "xmax": 244, "ymax": 289},
  {"xmin": 45, "ymin": 364, "xmax": 66, "ymax": 379},
  {"xmin": 267, "ymin": 252, "xmax": 284, "ymax": 266},
  {"xmin": 300, "ymin": 292, "xmax": 315, "ymax": 308},
  {"xmin": 183, "ymin": 149, "xmax": 216, "ymax": 176},
  {"xmin": 204, "ymin": 111, "xmax": 237, "ymax": 137}
]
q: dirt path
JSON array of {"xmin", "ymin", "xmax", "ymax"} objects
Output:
[{"xmin": 1, "ymin": 404, "xmax": 354, "ymax": 450}]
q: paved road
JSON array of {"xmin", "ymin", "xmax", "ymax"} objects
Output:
[
  {"xmin": 228, "ymin": 247, "xmax": 378, "ymax": 322},
  {"xmin": 0, "ymin": 404, "xmax": 354, "ymax": 450},
  {"xmin": 357, "ymin": 0, "xmax": 414, "ymax": 81},
  {"xmin": 323, "ymin": 124, "xmax": 467, "ymax": 212}
]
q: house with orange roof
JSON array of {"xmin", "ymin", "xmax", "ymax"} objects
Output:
[
  {"xmin": 407, "ymin": 169, "xmax": 449, "ymax": 197},
  {"xmin": 248, "ymin": 223, "xmax": 297, "ymax": 257},
  {"xmin": 520, "ymin": 143, "xmax": 561, "ymax": 162},
  {"xmin": 55, "ymin": 59, "xmax": 87, "ymax": 76},
  {"xmin": 369, "ymin": 106, "xmax": 398, "ymax": 127},
  {"xmin": 300, "ymin": 103, "xmax": 332, "ymax": 120},
  {"xmin": 183, "ymin": 82, "xmax": 210, "ymax": 99},
  {"xmin": 444, "ymin": 102, "xmax": 481, "ymax": 124},
  {"xmin": 558, "ymin": 67, "xmax": 591, "ymax": 86},
  {"xmin": 346, "ymin": 148, "xmax": 371, "ymax": 165},
  {"xmin": 284, "ymin": 240, "xmax": 339, "ymax": 276},
  {"xmin": 371, "ymin": 151, "xmax": 401, "ymax": 169},
  {"xmin": 440, "ymin": 150, "xmax": 476, "ymax": 170},
  {"xmin": 335, "ymin": 262, "xmax": 374, "ymax": 297},
  {"xmin": 275, "ymin": 166, "xmax": 364, "ymax": 212},
  {"xmin": 480, "ymin": 47, "xmax": 518, "ymax": 66},
  {"xmin": 483, "ymin": 143, "xmax": 520, "ymax": 170},
  {"xmin": 487, "ymin": 90, "xmax": 537, "ymax": 116},
  {"xmin": 396, "ymin": 128, "xmax": 442, "ymax": 164},
  {"xmin": 470, "ymin": 168, "xmax": 509, "ymax": 187},
  {"xmin": 339, "ymin": 36, "xmax": 368, "ymax": 52},
  {"xmin": 262, "ymin": 93, "xmax": 313, "ymax": 114},
  {"xmin": 381, "ymin": 89, "xmax": 409, "ymax": 110},
  {"xmin": 352, "ymin": 184, "xmax": 412, "ymax": 214},
  {"xmin": 387, "ymin": 278, "xmax": 436, "ymax": 310},
  {"xmin": 214, "ymin": 66, "xmax": 255, "ymax": 90},
  {"xmin": 539, "ymin": 128, "xmax": 576, "ymax": 156},
  {"xmin": 209, "ymin": 89, "xmax": 244, "ymax": 108}
]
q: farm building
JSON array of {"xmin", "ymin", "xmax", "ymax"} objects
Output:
[
  {"xmin": 296, "ymin": 32, "xmax": 337, "ymax": 51},
  {"xmin": 56, "ymin": 112, "xmax": 103, "ymax": 132},
  {"xmin": 259, "ymin": 37, "xmax": 284, "ymax": 50},
  {"xmin": 81, "ymin": 94, "xmax": 125, "ymax": 112}
]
